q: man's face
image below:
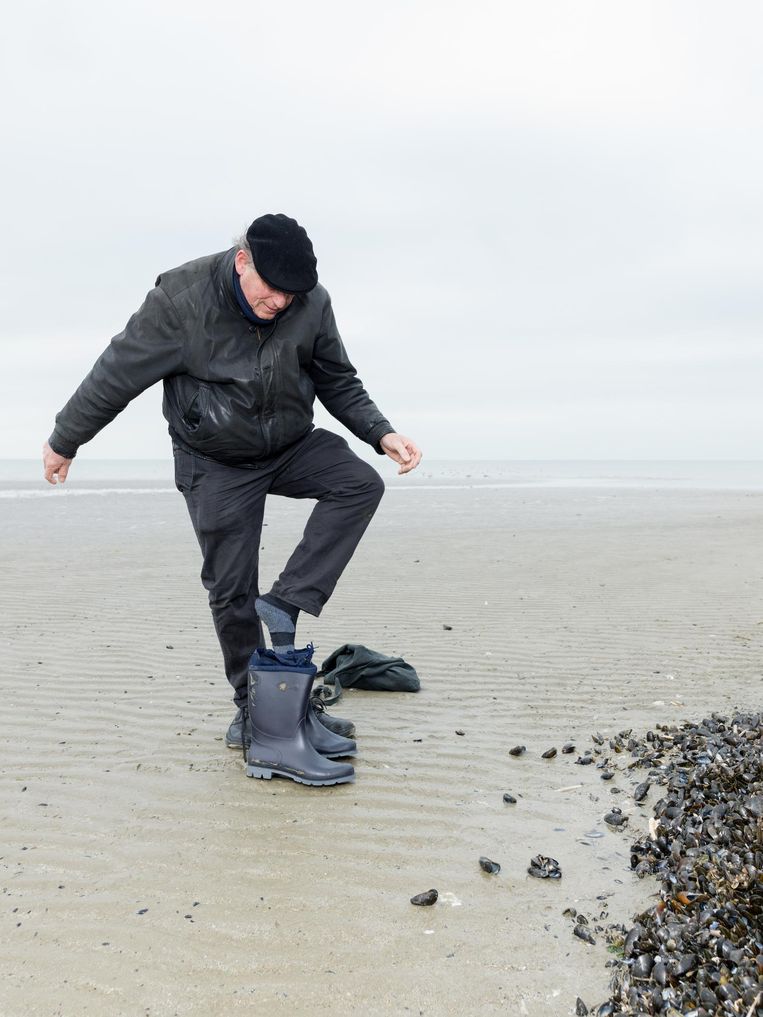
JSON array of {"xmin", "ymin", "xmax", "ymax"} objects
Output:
[{"xmin": 235, "ymin": 249, "xmax": 295, "ymax": 319}]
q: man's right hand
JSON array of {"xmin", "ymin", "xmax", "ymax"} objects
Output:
[{"xmin": 42, "ymin": 442, "xmax": 73, "ymax": 485}]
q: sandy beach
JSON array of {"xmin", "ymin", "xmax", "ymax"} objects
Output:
[{"xmin": 1, "ymin": 471, "xmax": 761, "ymax": 1016}]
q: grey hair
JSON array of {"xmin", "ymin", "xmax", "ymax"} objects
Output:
[{"xmin": 234, "ymin": 231, "xmax": 253, "ymax": 263}]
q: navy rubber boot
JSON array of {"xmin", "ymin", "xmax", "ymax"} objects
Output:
[
  {"xmin": 227, "ymin": 701, "xmax": 355, "ymax": 756},
  {"xmin": 245, "ymin": 647, "xmax": 355, "ymax": 787}
]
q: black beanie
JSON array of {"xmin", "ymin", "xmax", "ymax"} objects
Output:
[{"xmin": 245, "ymin": 213, "xmax": 318, "ymax": 294}]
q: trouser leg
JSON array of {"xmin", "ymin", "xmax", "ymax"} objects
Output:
[
  {"xmin": 268, "ymin": 429, "xmax": 385, "ymax": 615},
  {"xmin": 174, "ymin": 447, "xmax": 268, "ymax": 707}
]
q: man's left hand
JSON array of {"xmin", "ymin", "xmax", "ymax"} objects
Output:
[{"xmin": 380, "ymin": 433, "xmax": 422, "ymax": 475}]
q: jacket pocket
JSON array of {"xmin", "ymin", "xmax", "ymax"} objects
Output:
[{"xmin": 181, "ymin": 384, "xmax": 209, "ymax": 434}]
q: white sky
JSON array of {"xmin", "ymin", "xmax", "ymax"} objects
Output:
[{"xmin": 1, "ymin": 0, "xmax": 761, "ymax": 460}]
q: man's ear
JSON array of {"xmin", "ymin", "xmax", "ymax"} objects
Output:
[{"xmin": 234, "ymin": 249, "xmax": 249, "ymax": 277}]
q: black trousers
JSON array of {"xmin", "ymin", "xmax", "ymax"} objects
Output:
[{"xmin": 173, "ymin": 428, "xmax": 385, "ymax": 707}]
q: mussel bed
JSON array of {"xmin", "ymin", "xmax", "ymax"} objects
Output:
[{"xmin": 595, "ymin": 710, "xmax": 762, "ymax": 1016}]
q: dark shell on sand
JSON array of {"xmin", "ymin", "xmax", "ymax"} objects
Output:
[
  {"xmin": 633, "ymin": 780, "xmax": 650, "ymax": 802},
  {"xmin": 562, "ymin": 742, "xmax": 576, "ymax": 754},
  {"xmin": 542, "ymin": 747, "xmax": 557, "ymax": 759},
  {"xmin": 575, "ymin": 999, "xmax": 589, "ymax": 1016},
  {"xmin": 508, "ymin": 745, "xmax": 526, "ymax": 756},
  {"xmin": 410, "ymin": 889, "xmax": 438, "ymax": 906},
  {"xmin": 528, "ymin": 854, "xmax": 562, "ymax": 879},
  {"xmin": 502, "ymin": 793, "xmax": 517, "ymax": 804},
  {"xmin": 574, "ymin": 925, "xmax": 596, "ymax": 945},
  {"xmin": 604, "ymin": 810, "xmax": 628, "ymax": 828},
  {"xmin": 479, "ymin": 856, "xmax": 501, "ymax": 874}
]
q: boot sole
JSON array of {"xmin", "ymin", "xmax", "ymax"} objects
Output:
[{"xmin": 246, "ymin": 764, "xmax": 355, "ymax": 786}]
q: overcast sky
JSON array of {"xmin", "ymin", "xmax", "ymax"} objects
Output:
[{"xmin": 1, "ymin": 0, "xmax": 761, "ymax": 461}]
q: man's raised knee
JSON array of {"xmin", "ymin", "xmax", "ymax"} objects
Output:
[{"xmin": 360, "ymin": 466, "xmax": 385, "ymax": 508}]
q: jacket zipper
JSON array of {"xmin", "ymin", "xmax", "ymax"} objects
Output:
[{"xmin": 254, "ymin": 321, "xmax": 278, "ymax": 454}]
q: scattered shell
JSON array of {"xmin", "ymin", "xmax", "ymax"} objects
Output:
[
  {"xmin": 574, "ymin": 925, "xmax": 596, "ymax": 945},
  {"xmin": 576, "ymin": 755, "xmax": 594, "ymax": 766},
  {"xmin": 502, "ymin": 793, "xmax": 517, "ymax": 804},
  {"xmin": 527, "ymin": 854, "xmax": 561, "ymax": 879},
  {"xmin": 600, "ymin": 771, "xmax": 614, "ymax": 780},
  {"xmin": 604, "ymin": 810, "xmax": 628, "ymax": 828},
  {"xmin": 575, "ymin": 998, "xmax": 589, "ymax": 1015},
  {"xmin": 633, "ymin": 780, "xmax": 650, "ymax": 802},
  {"xmin": 541, "ymin": 747, "xmax": 557, "ymax": 759},
  {"xmin": 562, "ymin": 742, "xmax": 576, "ymax": 754},
  {"xmin": 455, "ymin": 729, "xmax": 465, "ymax": 736},
  {"xmin": 410, "ymin": 889, "xmax": 438, "ymax": 906},
  {"xmin": 478, "ymin": 856, "xmax": 501, "ymax": 874},
  {"xmin": 442, "ymin": 624, "xmax": 453, "ymax": 630},
  {"xmin": 508, "ymin": 745, "xmax": 526, "ymax": 756}
]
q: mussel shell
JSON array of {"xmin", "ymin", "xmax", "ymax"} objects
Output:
[
  {"xmin": 631, "ymin": 952, "xmax": 653, "ymax": 978},
  {"xmin": 652, "ymin": 959, "xmax": 669, "ymax": 986},
  {"xmin": 623, "ymin": 924, "xmax": 645, "ymax": 956},
  {"xmin": 717, "ymin": 984, "xmax": 741, "ymax": 1003},
  {"xmin": 604, "ymin": 811, "xmax": 628, "ymax": 827},
  {"xmin": 410, "ymin": 889, "xmax": 438, "ymax": 906},
  {"xmin": 479, "ymin": 856, "xmax": 500, "ymax": 874},
  {"xmin": 527, "ymin": 854, "xmax": 562, "ymax": 879},
  {"xmin": 508, "ymin": 745, "xmax": 526, "ymax": 756}
]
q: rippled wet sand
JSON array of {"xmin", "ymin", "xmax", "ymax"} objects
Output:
[{"xmin": 2, "ymin": 485, "xmax": 761, "ymax": 1015}]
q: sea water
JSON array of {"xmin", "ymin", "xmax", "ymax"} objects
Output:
[{"xmin": 2, "ymin": 459, "xmax": 763, "ymax": 497}]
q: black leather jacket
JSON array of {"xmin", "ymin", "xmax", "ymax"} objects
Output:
[{"xmin": 48, "ymin": 248, "xmax": 394, "ymax": 466}]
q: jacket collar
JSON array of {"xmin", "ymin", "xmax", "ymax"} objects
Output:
[{"xmin": 219, "ymin": 248, "xmax": 242, "ymax": 315}]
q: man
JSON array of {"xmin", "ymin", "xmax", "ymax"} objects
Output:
[{"xmin": 43, "ymin": 213, "xmax": 422, "ymax": 783}]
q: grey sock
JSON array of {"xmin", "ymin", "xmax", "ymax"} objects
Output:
[{"xmin": 255, "ymin": 593, "xmax": 299, "ymax": 653}]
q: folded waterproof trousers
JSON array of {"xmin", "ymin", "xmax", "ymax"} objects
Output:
[{"xmin": 173, "ymin": 427, "xmax": 385, "ymax": 707}]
